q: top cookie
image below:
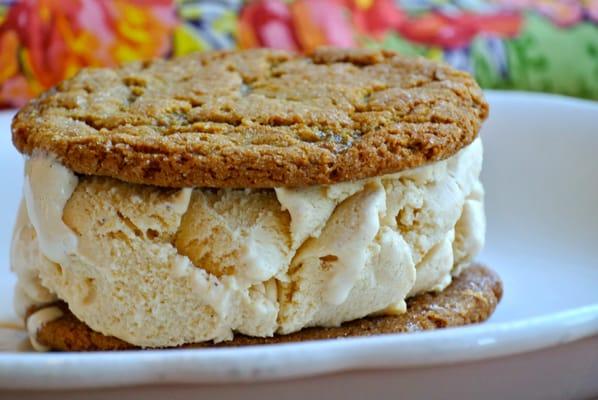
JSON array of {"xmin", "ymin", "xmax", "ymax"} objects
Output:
[{"xmin": 12, "ymin": 48, "xmax": 488, "ymax": 188}]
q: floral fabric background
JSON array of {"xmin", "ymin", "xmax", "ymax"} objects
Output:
[{"xmin": 1, "ymin": 0, "xmax": 597, "ymax": 108}]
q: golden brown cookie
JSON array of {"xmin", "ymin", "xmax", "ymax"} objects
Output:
[
  {"xmin": 29, "ymin": 265, "xmax": 502, "ymax": 351},
  {"xmin": 13, "ymin": 47, "xmax": 488, "ymax": 189}
]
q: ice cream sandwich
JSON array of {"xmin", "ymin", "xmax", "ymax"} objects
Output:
[{"xmin": 10, "ymin": 47, "xmax": 499, "ymax": 351}]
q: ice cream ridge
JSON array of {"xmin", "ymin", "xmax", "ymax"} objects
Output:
[{"xmin": 10, "ymin": 47, "xmax": 496, "ymax": 350}]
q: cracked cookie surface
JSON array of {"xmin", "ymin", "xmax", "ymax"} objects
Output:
[{"xmin": 12, "ymin": 48, "xmax": 488, "ymax": 188}]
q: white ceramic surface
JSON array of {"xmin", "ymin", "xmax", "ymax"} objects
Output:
[{"xmin": 0, "ymin": 91, "xmax": 597, "ymax": 399}]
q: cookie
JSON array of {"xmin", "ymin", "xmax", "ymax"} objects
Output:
[
  {"xmin": 29, "ymin": 265, "xmax": 502, "ymax": 351},
  {"xmin": 12, "ymin": 47, "xmax": 488, "ymax": 189}
]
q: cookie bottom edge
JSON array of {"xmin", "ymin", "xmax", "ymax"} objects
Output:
[{"xmin": 29, "ymin": 264, "xmax": 503, "ymax": 351}]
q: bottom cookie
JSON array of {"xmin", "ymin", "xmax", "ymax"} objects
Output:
[{"xmin": 29, "ymin": 265, "xmax": 502, "ymax": 351}]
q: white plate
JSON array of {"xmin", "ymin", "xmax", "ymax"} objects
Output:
[{"xmin": 0, "ymin": 91, "xmax": 597, "ymax": 400}]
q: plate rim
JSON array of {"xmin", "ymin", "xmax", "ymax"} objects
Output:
[{"xmin": 0, "ymin": 305, "xmax": 596, "ymax": 389}]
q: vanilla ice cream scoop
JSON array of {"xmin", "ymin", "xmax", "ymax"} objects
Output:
[{"xmin": 11, "ymin": 139, "xmax": 484, "ymax": 348}]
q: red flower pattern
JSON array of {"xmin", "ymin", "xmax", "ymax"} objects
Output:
[{"xmin": 239, "ymin": 0, "xmax": 523, "ymax": 51}]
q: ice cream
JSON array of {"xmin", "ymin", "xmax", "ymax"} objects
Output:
[{"xmin": 11, "ymin": 139, "xmax": 485, "ymax": 348}]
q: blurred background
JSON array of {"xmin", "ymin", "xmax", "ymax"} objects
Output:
[{"xmin": 1, "ymin": 0, "xmax": 597, "ymax": 109}]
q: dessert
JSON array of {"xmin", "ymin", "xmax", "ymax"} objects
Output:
[{"xmin": 10, "ymin": 47, "xmax": 498, "ymax": 351}]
